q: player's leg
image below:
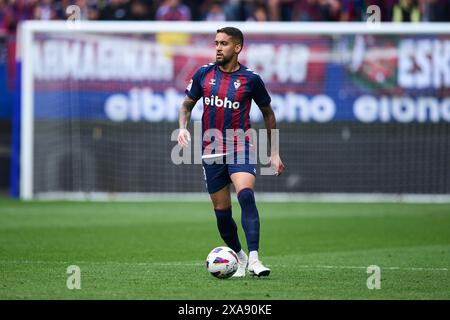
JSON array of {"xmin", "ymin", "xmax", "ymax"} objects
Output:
[
  {"xmin": 230, "ymin": 172, "xmax": 259, "ymax": 255},
  {"xmin": 209, "ymin": 184, "xmax": 249, "ymax": 277},
  {"xmin": 209, "ymin": 183, "xmax": 232, "ymax": 210},
  {"xmin": 210, "ymin": 184, "xmax": 242, "ymax": 253},
  {"xmin": 203, "ymin": 162, "xmax": 243, "ymax": 260},
  {"xmin": 230, "ymin": 171, "xmax": 270, "ymax": 277}
]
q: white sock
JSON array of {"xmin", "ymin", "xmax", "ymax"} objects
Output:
[
  {"xmin": 249, "ymin": 250, "xmax": 259, "ymax": 262},
  {"xmin": 236, "ymin": 250, "xmax": 247, "ymax": 261}
]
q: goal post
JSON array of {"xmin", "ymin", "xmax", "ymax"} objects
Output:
[{"xmin": 17, "ymin": 21, "xmax": 450, "ymax": 202}]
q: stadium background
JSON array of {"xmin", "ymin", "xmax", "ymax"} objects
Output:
[
  {"xmin": 27, "ymin": 28, "xmax": 450, "ymax": 197},
  {"xmin": 0, "ymin": 0, "xmax": 450, "ymax": 301},
  {"xmin": 1, "ymin": 0, "xmax": 450, "ymax": 198}
]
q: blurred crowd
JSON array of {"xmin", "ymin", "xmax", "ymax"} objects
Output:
[{"xmin": 1, "ymin": 0, "xmax": 449, "ymax": 34}]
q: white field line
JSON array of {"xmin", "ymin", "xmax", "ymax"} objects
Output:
[
  {"xmin": 0, "ymin": 260, "xmax": 447, "ymax": 272},
  {"xmin": 33, "ymin": 192, "xmax": 450, "ymax": 203},
  {"xmin": 291, "ymin": 265, "xmax": 448, "ymax": 272}
]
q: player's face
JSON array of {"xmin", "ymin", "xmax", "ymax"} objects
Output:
[{"xmin": 215, "ymin": 33, "xmax": 241, "ymax": 66}]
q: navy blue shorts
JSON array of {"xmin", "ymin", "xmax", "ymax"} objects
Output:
[{"xmin": 202, "ymin": 155, "xmax": 256, "ymax": 194}]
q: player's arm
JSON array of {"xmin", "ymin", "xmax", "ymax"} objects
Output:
[
  {"xmin": 178, "ymin": 96, "xmax": 198, "ymax": 148},
  {"xmin": 259, "ymin": 104, "xmax": 285, "ymax": 176}
]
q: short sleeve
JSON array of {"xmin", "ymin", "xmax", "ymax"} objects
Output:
[
  {"xmin": 185, "ymin": 67, "xmax": 204, "ymax": 101},
  {"xmin": 251, "ymin": 75, "xmax": 271, "ymax": 107}
]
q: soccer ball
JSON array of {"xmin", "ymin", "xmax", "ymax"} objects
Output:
[{"xmin": 205, "ymin": 246, "xmax": 239, "ymax": 279}]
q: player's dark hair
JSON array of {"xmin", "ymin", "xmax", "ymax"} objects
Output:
[{"xmin": 216, "ymin": 27, "xmax": 244, "ymax": 47}]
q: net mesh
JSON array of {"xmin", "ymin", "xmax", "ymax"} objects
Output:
[{"xmin": 29, "ymin": 30, "xmax": 450, "ymax": 196}]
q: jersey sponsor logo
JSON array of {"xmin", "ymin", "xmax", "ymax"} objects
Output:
[{"xmin": 204, "ymin": 95, "xmax": 240, "ymax": 109}]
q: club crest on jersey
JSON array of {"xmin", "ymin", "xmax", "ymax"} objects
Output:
[
  {"xmin": 209, "ymin": 79, "xmax": 216, "ymax": 86},
  {"xmin": 234, "ymin": 79, "xmax": 241, "ymax": 90}
]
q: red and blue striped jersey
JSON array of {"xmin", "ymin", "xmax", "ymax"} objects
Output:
[{"xmin": 185, "ymin": 62, "xmax": 271, "ymax": 154}]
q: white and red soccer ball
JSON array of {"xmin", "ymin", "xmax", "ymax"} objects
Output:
[{"xmin": 206, "ymin": 246, "xmax": 238, "ymax": 279}]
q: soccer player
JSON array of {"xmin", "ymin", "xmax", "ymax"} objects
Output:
[{"xmin": 178, "ymin": 27, "xmax": 284, "ymax": 277}]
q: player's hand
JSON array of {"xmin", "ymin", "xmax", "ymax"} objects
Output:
[
  {"xmin": 178, "ymin": 128, "xmax": 191, "ymax": 148},
  {"xmin": 271, "ymin": 153, "xmax": 285, "ymax": 176}
]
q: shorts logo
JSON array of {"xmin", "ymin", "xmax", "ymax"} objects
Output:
[{"xmin": 204, "ymin": 95, "xmax": 240, "ymax": 109}]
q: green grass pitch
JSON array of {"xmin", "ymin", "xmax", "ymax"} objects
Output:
[{"xmin": 0, "ymin": 198, "xmax": 449, "ymax": 299}]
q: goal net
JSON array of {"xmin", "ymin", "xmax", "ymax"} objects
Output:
[{"xmin": 18, "ymin": 21, "xmax": 450, "ymax": 201}]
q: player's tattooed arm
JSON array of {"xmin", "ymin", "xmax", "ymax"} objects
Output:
[
  {"xmin": 259, "ymin": 104, "xmax": 285, "ymax": 176},
  {"xmin": 259, "ymin": 104, "xmax": 278, "ymax": 154},
  {"xmin": 179, "ymin": 96, "xmax": 197, "ymax": 130},
  {"xmin": 178, "ymin": 96, "xmax": 197, "ymax": 148}
]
